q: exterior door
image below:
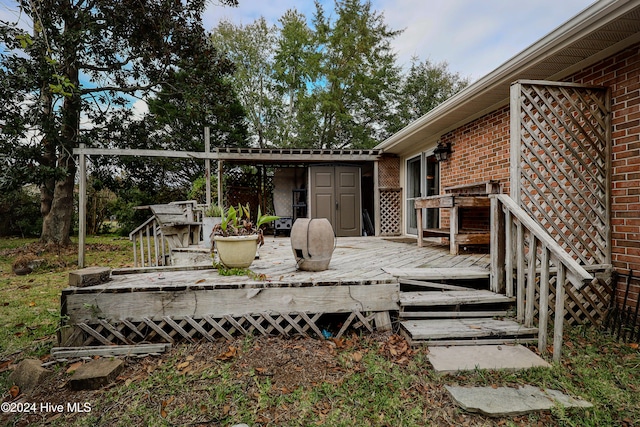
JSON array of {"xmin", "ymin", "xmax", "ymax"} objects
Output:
[
  {"xmin": 310, "ymin": 166, "xmax": 361, "ymax": 237},
  {"xmin": 406, "ymin": 156, "xmax": 422, "ymax": 235},
  {"xmin": 406, "ymin": 153, "xmax": 439, "ymax": 235}
]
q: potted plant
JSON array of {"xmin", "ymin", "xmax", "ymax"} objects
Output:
[
  {"xmin": 202, "ymin": 204, "xmax": 223, "ymax": 249},
  {"xmin": 211, "ymin": 204, "xmax": 279, "ymax": 268}
]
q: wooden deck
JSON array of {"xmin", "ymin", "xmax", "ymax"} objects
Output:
[
  {"xmin": 60, "ymin": 237, "xmax": 491, "ymax": 347},
  {"xmin": 77, "ymin": 236, "xmax": 490, "ymax": 291}
]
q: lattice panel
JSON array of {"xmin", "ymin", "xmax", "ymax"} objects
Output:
[
  {"xmin": 378, "ymin": 155, "xmax": 400, "ymax": 188},
  {"xmin": 62, "ymin": 311, "xmax": 379, "ymax": 346},
  {"xmin": 530, "ymin": 275, "xmax": 613, "ymax": 327},
  {"xmin": 224, "ymin": 166, "xmax": 275, "ymax": 216},
  {"xmin": 512, "ymin": 82, "xmax": 610, "ymax": 265},
  {"xmin": 511, "ymin": 226, "xmax": 614, "ymax": 334},
  {"xmin": 380, "ymin": 189, "xmax": 401, "ymax": 236}
]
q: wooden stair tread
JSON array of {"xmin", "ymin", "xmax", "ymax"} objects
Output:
[
  {"xmin": 398, "ymin": 278, "xmax": 471, "ymax": 291},
  {"xmin": 399, "ymin": 310, "xmax": 510, "ymax": 319},
  {"xmin": 384, "ymin": 267, "xmax": 490, "ymax": 280},
  {"xmin": 400, "ymin": 290, "xmax": 515, "ymax": 306},
  {"xmin": 401, "ymin": 318, "xmax": 537, "ymax": 341}
]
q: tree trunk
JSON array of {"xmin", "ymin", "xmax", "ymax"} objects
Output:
[
  {"xmin": 39, "ymin": 5, "xmax": 81, "ymax": 247},
  {"xmin": 40, "ymin": 165, "xmax": 76, "ymax": 246}
]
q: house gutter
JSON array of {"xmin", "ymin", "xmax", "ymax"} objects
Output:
[{"xmin": 375, "ymin": 0, "xmax": 637, "ymax": 153}]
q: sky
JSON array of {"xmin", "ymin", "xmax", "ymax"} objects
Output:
[
  {"xmin": 0, "ymin": 0, "xmax": 597, "ymax": 116},
  {"xmin": 204, "ymin": 0, "xmax": 596, "ymax": 81}
]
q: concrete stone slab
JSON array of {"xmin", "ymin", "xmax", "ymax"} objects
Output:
[
  {"xmin": 445, "ymin": 385, "xmax": 592, "ymax": 417},
  {"xmin": 69, "ymin": 358, "xmax": 124, "ymax": 391},
  {"xmin": 8, "ymin": 359, "xmax": 52, "ymax": 394},
  {"xmin": 428, "ymin": 344, "xmax": 550, "ymax": 373}
]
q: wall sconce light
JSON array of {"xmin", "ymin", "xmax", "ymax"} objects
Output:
[{"xmin": 434, "ymin": 141, "xmax": 452, "ymax": 162}]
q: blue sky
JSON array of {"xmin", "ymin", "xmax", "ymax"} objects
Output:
[{"xmin": 204, "ymin": 0, "xmax": 596, "ymax": 81}]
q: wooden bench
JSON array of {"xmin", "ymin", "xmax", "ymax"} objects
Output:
[
  {"xmin": 149, "ymin": 203, "xmax": 202, "ymax": 249},
  {"xmin": 415, "ymin": 180, "xmax": 500, "ymax": 254}
]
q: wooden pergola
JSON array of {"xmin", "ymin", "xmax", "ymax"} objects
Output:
[{"xmin": 74, "ymin": 131, "xmax": 382, "ymax": 267}]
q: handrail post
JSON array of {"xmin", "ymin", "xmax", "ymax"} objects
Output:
[
  {"xmin": 490, "ymin": 196, "xmax": 505, "ymax": 293},
  {"xmin": 538, "ymin": 247, "xmax": 550, "ymax": 354},
  {"xmin": 553, "ymin": 264, "xmax": 566, "ymax": 362}
]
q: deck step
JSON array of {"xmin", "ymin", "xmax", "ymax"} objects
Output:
[
  {"xmin": 400, "ymin": 318, "xmax": 538, "ymax": 346},
  {"xmin": 384, "ymin": 267, "xmax": 490, "ymax": 281},
  {"xmin": 398, "ymin": 278, "xmax": 470, "ymax": 291},
  {"xmin": 398, "ymin": 310, "xmax": 511, "ymax": 319},
  {"xmin": 400, "ymin": 290, "xmax": 515, "ymax": 307}
]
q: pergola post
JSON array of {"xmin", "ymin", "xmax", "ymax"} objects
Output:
[
  {"xmin": 78, "ymin": 143, "xmax": 87, "ymax": 268},
  {"xmin": 205, "ymin": 127, "xmax": 211, "ymax": 208}
]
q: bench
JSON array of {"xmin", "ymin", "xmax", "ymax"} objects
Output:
[
  {"xmin": 415, "ymin": 180, "xmax": 500, "ymax": 254},
  {"xmin": 149, "ymin": 203, "xmax": 202, "ymax": 249}
]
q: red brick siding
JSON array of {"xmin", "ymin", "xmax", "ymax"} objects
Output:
[
  {"xmin": 437, "ymin": 106, "xmax": 511, "ymax": 229},
  {"xmin": 439, "ymin": 106, "xmax": 511, "ymax": 193},
  {"xmin": 435, "ymin": 42, "xmax": 640, "ymax": 310},
  {"xmin": 570, "ymin": 43, "xmax": 640, "ymax": 310}
]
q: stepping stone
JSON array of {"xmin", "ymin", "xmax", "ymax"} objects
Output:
[
  {"xmin": 8, "ymin": 359, "xmax": 52, "ymax": 394},
  {"xmin": 445, "ymin": 385, "xmax": 592, "ymax": 417},
  {"xmin": 69, "ymin": 359, "xmax": 124, "ymax": 391},
  {"xmin": 428, "ymin": 344, "xmax": 550, "ymax": 373}
]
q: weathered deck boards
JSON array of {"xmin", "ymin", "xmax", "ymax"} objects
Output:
[
  {"xmin": 73, "ymin": 236, "xmax": 490, "ymax": 292},
  {"xmin": 60, "ymin": 237, "xmax": 491, "ymax": 346}
]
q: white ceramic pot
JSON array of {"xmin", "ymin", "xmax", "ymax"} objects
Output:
[{"xmin": 214, "ymin": 234, "xmax": 259, "ymax": 268}]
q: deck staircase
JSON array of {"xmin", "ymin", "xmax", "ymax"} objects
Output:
[{"xmin": 394, "ymin": 268, "xmax": 538, "ymax": 346}]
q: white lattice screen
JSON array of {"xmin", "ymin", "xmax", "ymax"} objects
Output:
[
  {"xmin": 510, "ymin": 80, "xmax": 611, "ymax": 265},
  {"xmin": 380, "ymin": 189, "xmax": 401, "ymax": 236}
]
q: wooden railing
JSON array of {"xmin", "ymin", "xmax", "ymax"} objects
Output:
[
  {"xmin": 490, "ymin": 194, "xmax": 593, "ymax": 362},
  {"xmin": 129, "ymin": 216, "xmax": 167, "ymax": 268}
]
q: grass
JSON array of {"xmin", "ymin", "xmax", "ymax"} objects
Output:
[{"xmin": 0, "ymin": 236, "xmax": 639, "ymax": 426}]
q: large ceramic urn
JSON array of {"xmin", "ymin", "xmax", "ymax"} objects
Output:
[{"xmin": 290, "ymin": 218, "xmax": 335, "ymax": 271}]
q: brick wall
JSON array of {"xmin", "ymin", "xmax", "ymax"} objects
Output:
[
  {"xmin": 436, "ymin": 106, "xmax": 511, "ymax": 229},
  {"xmin": 570, "ymin": 42, "xmax": 640, "ymax": 311},
  {"xmin": 435, "ymin": 42, "xmax": 640, "ymax": 311},
  {"xmin": 439, "ymin": 106, "xmax": 511, "ymax": 194}
]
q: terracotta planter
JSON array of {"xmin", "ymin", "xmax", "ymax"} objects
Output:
[
  {"xmin": 214, "ymin": 235, "xmax": 259, "ymax": 268},
  {"xmin": 291, "ymin": 218, "xmax": 335, "ymax": 271}
]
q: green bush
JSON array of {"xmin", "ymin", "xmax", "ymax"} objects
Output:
[{"xmin": 0, "ymin": 186, "xmax": 42, "ymax": 237}]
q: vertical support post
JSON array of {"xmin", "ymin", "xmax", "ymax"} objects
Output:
[
  {"xmin": 525, "ymin": 235, "xmax": 538, "ymax": 328},
  {"xmin": 449, "ymin": 206, "xmax": 459, "ymax": 255},
  {"xmin": 538, "ymin": 247, "xmax": 550, "ymax": 354},
  {"xmin": 510, "ymin": 82, "xmax": 522, "ymax": 203},
  {"xmin": 373, "ymin": 160, "xmax": 380, "ymax": 236},
  {"xmin": 490, "ymin": 196, "xmax": 505, "ymax": 293},
  {"xmin": 553, "ymin": 264, "xmax": 566, "ymax": 363},
  {"xmin": 416, "ymin": 206, "xmax": 423, "ymax": 247},
  {"xmin": 516, "ymin": 222, "xmax": 525, "ymax": 322},
  {"xmin": 217, "ymin": 160, "xmax": 224, "ymax": 209},
  {"xmin": 504, "ymin": 209, "xmax": 514, "ymax": 297},
  {"xmin": 78, "ymin": 143, "xmax": 87, "ymax": 268},
  {"xmin": 204, "ymin": 127, "xmax": 211, "ymax": 208}
]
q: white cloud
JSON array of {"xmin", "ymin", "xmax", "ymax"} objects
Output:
[{"xmin": 131, "ymin": 99, "xmax": 148, "ymax": 120}]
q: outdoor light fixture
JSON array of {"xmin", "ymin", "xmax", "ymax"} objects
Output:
[{"xmin": 434, "ymin": 141, "xmax": 452, "ymax": 162}]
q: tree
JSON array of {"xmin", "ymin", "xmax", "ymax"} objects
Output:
[
  {"xmin": 305, "ymin": 0, "xmax": 403, "ymax": 149},
  {"xmin": 211, "ymin": 17, "xmax": 280, "ymax": 148},
  {"xmin": 390, "ymin": 57, "xmax": 470, "ymax": 132},
  {"xmin": 0, "ymin": 0, "xmax": 240, "ymax": 245},
  {"xmin": 273, "ymin": 9, "xmax": 318, "ymax": 146}
]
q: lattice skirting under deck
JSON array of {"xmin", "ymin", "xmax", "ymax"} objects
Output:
[{"xmin": 60, "ymin": 310, "xmax": 380, "ymax": 347}]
